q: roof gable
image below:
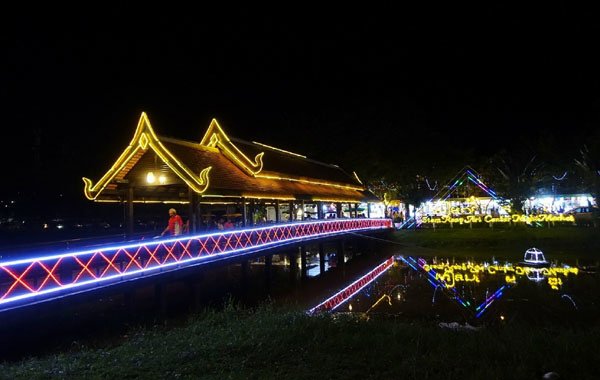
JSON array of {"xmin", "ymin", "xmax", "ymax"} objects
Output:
[
  {"xmin": 83, "ymin": 113, "xmax": 375, "ymax": 203},
  {"xmin": 199, "ymin": 119, "xmax": 264, "ymax": 176},
  {"xmin": 83, "ymin": 112, "xmax": 211, "ymax": 200}
]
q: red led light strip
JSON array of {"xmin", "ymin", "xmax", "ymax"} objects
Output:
[{"xmin": 0, "ymin": 219, "xmax": 392, "ymax": 307}]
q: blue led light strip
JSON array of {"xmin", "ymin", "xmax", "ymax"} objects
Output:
[{"xmin": 0, "ymin": 219, "xmax": 392, "ymax": 309}]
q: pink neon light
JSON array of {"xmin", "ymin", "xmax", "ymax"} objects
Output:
[
  {"xmin": 0, "ymin": 219, "xmax": 392, "ymax": 308},
  {"xmin": 308, "ymin": 256, "xmax": 395, "ymax": 314}
]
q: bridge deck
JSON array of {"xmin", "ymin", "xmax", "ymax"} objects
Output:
[{"xmin": 0, "ymin": 219, "xmax": 391, "ymax": 312}]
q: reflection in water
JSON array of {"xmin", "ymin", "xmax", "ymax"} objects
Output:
[
  {"xmin": 309, "ymin": 252, "xmax": 597, "ymax": 326},
  {"xmin": 523, "ymin": 247, "xmax": 548, "ymax": 266},
  {"xmin": 366, "ymin": 294, "xmax": 391, "ymax": 314},
  {"xmin": 561, "ymin": 294, "xmax": 578, "ymax": 310},
  {"xmin": 431, "ymin": 284, "xmax": 441, "ymax": 305},
  {"xmin": 416, "ymin": 259, "xmax": 579, "ymax": 291},
  {"xmin": 307, "ymin": 256, "xmax": 395, "ymax": 314},
  {"xmin": 401, "ymin": 256, "xmax": 581, "ymax": 319}
]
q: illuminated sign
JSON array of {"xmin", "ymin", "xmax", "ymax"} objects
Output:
[{"xmin": 421, "ymin": 213, "xmax": 575, "ymax": 225}]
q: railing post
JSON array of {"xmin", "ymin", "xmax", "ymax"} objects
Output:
[
  {"xmin": 300, "ymin": 246, "xmax": 307, "ymax": 279},
  {"xmin": 288, "ymin": 250, "xmax": 297, "ymax": 280},
  {"xmin": 319, "ymin": 242, "xmax": 325, "ymax": 274},
  {"xmin": 337, "ymin": 239, "xmax": 345, "ymax": 267}
]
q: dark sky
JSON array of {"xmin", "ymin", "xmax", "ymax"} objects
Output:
[{"xmin": 2, "ymin": 4, "xmax": 600, "ymax": 196}]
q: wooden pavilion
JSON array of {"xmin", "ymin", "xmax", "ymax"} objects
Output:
[{"xmin": 83, "ymin": 113, "xmax": 380, "ymax": 234}]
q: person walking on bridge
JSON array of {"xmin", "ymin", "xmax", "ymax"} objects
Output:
[{"xmin": 161, "ymin": 208, "xmax": 184, "ymax": 237}]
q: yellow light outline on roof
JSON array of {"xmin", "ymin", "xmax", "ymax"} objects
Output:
[
  {"xmin": 313, "ymin": 198, "xmax": 362, "ymax": 203},
  {"xmin": 252, "ymin": 141, "xmax": 307, "ymax": 158},
  {"xmin": 353, "ymin": 171, "xmax": 363, "ymax": 185},
  {"xmin": 255, "ymin": 174, "xmax": 364, "ymax": 191},
  {"xmin": 200, "ymin": 118, "xmax": 264, "ymax": 175},
  {"xmin": 83, "ymin": 112, "xmax": 212, "ymax": 200}
]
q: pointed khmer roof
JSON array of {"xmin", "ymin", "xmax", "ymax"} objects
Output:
[
  {"xmin": 83, "ymin": 113, "xmax": 377, "ymax": 204},
  {"xmin": 429, "ymin": 165, "xmax": 503, "ymax": 202}
]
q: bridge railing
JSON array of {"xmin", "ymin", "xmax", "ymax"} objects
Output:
[{"xmin": 0, "ymin": 218, "xmax": 392, "ymax": 310}]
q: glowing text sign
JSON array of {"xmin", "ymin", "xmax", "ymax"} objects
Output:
[{"xmin": 421, "ymin": 213, "xmax": 575, "ymax": 225}]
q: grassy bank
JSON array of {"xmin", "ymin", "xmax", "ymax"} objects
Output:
[
  {"xmin": 1, "ymin": 302, "xmax": 598, "ymax": 379},
  {"xmin": 2, "ymin": 227, "xmax": 599, "ymax": 379},
  {"xmin": 388, "ymin": 226, "xmax": 600, "ymax": 261}
]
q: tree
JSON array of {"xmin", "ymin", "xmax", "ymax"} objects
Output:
[
  {"xmin": 486, "ymin": 150, "xmax": 545, "ymax": 213},
  {"xmin": 574, "ymin": 142, "xmax": 600, "ymax": 202}
]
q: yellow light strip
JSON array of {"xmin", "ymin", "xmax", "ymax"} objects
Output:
[
  {"xmin": 83, "ymin": 112, "xmax": 156, "ymax": 200},
  {"xmin": 200, "ymin": 119, "xmax": 264, "ymax": 175},
  {"xmin": 199, "ymin": 119, "xmax": 365, "ymax": 191},
  {"xmin": 83, "ymin": 145, "xmax": 142, "ymax": 200},
  {"xmin": 252, "ymin": 141, "xmax": 307, "ymax": 158},
  {"xmin": 199, "ymin": 201, "xmax": 239, "ymax": 205},
  {"xmin": 255, "ymin": 174, "xmax": 364, "ymax": 191},
  {"xmin": 83, "ymin": 112, "xmax": 212, "ymax": 200},
  {"xmin": 94, "ymin": 199, "xmax": 190, "ymax": 204},
  {"xmin": 353, "ymin": 171, "xmax": 363, "ymax": 185},
  {"xmin": 241, "ymin": 194, "xmax": 296, "ymax": 201},
  {"xmin": 313, "ymin": 198, "xmax": 361, "ymax": 203}
]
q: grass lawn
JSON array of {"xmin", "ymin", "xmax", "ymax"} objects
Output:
[
  {"xmin": 1, "ymin": 302, "xmax": 599, "ymax": 380},
  {"xmin": 388, "ymin": 225, "xmax": 600, "ymax": 261},
  {"xmin": 2, "ymin": 226, "xmax": 598, "ymax": 379}
]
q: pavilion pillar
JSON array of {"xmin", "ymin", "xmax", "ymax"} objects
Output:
[
  {"xmin": 188, "ymin": 189, "xmax": 197, "ymax": 233},
  {"xmin": 241, "ymin": 198, "xmax": 247, "ymax": 227},
  {"xmin": 249, "ymin": 200, "xmax": 255, "ymax": 225},
  {"xmin": 289, "ymin": 201, "xmax": 295, "ymax": 221},
  {"xmin": 301, "ymin": 200, "xmax": 305, "ymax": 220},
  {"xmin": 275, "ymin": 200, "xmax": 280, "ymax": 223},
  {"xmin": 367, "ymin": 203, "xmax": 371, "ymax": 218},
  {"xmin": 354, "ymin": 203, "xmax": 358, "ymax": 218},
  {"xmin": 198, "ymin": 201, "xmax": 206, "ymax": 231},
  {"xmin": 127, "ymin": 186, "xmax": 134, "ymax": 237},
  {"xmin": 336, "ymin": 203, "xmax": 342, "ymax": 218},
  {"xmin": 317, "ymin": 201, "xmax": 323, "ymax": 219}
]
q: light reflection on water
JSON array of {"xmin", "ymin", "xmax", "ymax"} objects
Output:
[{"xmin": 325, "ymin": 254, "xmax": 599, "ymax": 326}]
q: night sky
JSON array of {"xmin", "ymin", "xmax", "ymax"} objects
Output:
[{"xmin": 2, "ymin": 4, "xmax": 599, "ymax": 198}]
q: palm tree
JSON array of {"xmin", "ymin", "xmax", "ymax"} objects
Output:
[
  {"xmin": 487, "ymin": 150, "xmax": 545, "ymax": 213},
  {"xmin": 574, "ymin": 142, "xmax": 600, "ymax": 203}
]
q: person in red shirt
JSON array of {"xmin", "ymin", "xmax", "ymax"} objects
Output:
[{"xmin": 161, "ymin": 208, "xmax": 184, "ymax": 236}]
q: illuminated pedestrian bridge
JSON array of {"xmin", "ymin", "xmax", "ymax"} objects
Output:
[{"xmin": 0, "ymin": 218, "xmax": 391, "ymax": 312}]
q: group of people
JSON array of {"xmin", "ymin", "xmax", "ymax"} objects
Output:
[
  {"xmin": 216, "ymin": 218, "xmax": 235, "ymax": 230},
  {"xmin": 160, "ymin": 208, "xmax": 236, "ymax": 237}
]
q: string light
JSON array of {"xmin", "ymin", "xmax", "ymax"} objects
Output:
[
  {"xmin": 552, "ymin": 171, "xmax": 568, "ymax": 181},
  {"xmin": 83, "ymin": 112, "xmax": 211, "ymax": 200}
]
